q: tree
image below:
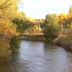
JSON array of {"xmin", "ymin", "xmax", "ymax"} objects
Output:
[
  {"xmin": 12, "ymin": 18, "xmax": 33, "ymax": 33},
  {"xmin": 0, "ymin": 0, "xmax": 18, "ymax": 56},
  {"xmin": 44, "ymin": 14, "xmax": 61, "ymax": 43},
  {"xmin": 0, "ymin": 0, "xmax": 18, "ymax": 38}
]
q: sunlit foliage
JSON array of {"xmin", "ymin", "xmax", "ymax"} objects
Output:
[
  {"xmin": 0, "ymin": 0, "xmax": 18, "ymax": 56},
  {"xmin": 0, "ymin": 0, "xmax": 18, "ymax": 19},
  {"xmin": 0, "ymin": 19, "xmax": 16, "ymax": 38}
]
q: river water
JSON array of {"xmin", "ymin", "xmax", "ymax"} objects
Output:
[{"xmin": 0, "ymin": 41, "xmax": 72, "ymax": 72}]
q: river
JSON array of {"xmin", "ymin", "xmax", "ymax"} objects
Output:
[{"xmin": 0, "ymin": 40, "xmax": 72, "ymax": 72}]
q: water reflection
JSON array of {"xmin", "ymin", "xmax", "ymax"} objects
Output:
[{"xmin": 0, "ymin": 41, "xmax": 72, "ymax": 72}]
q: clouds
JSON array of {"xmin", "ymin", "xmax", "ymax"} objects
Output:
[{"xmin": 18, "ymin": 0, "xmax": 72, "ymax": 18}]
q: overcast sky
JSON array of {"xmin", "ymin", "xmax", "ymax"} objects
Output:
[{"xmin": 18, "ymin": 0, "xmax": 72, "ymax": 19}]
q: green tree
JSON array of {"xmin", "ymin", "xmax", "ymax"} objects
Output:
[
  {"xmin": 12, "ymin": 18, "xmax": 33, "ymax": 33},
  {"xmin": 44, "ymin": 14, "xmax": 61, "ymax": 43}
]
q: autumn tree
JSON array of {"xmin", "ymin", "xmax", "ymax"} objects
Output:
[
  {"xmin": 0, "ymin": 0, "xmax": 19, "ymax": 56},
  {"xmin": 0, "ymin": 0, "xmax": 18, "ymax": 38}
]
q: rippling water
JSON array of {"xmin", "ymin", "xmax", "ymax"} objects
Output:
[{"xmin": 0, "ymin": 41, "xmax": 72, "ymax": 72}]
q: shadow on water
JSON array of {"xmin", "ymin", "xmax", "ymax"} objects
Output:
[
  {"xmin": 0, "ymin": 52, "xmax": 20, "ymax": 72},
  {"xmin": 0, "ymin": 41, "xmax": 72, "ymax": 72}
]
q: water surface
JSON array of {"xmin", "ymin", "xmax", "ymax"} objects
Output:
[{"xmin": 0, "ymin": 41, "xmax": 72, "ymax": 72}]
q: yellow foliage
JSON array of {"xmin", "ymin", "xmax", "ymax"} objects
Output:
[
  {"xmin": 0, "ymin": 0, "xmax": 18, "ymax": 19},
  {"xmin": 58, "ymin": 13, "xmax": 67, "ymax": 23},
  {"xmin": 0, "ymin": 18, "xmax": 16, "ymax": 56},
  {"xmin": 0, "ymin": 18, "xmax": 16, "ymax": 38},
  {"xmin": 0, "ymin": 0, "xmax": 18, "ymax": 56}
]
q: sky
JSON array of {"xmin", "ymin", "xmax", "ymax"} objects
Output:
[{"xmin": 18, "ymin": 0, "xmax": 72, "ymax": 19}]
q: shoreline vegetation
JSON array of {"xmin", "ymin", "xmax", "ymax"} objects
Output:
[
  {"xmin": 17, "ymin": 34, "xmax": 72, "ymax": 52},
  {"xmin": 0, "ymin": 0, "xmax": 72, "ymax": 57}
]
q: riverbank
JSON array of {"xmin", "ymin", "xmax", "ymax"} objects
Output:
[
  {"xmin": 17, "ymin": 34, "xmax": 72, "ymax": 52},
  {"xmin": 53, "ymin": 35, "xmax": 72, "ymax": 52},
  {"xmin": 17, "ymin": 35, "xmax": 46, "ymax": 41}
]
